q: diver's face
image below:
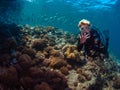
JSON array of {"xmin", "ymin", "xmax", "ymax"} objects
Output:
[{"xmin": 80, "ymin": 24, "xmax": 90, "ymax": 35}]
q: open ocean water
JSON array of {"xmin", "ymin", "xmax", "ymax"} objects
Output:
[{"xmin": 0, "ymin": 0, "xmax": 120, "ymax": 60}]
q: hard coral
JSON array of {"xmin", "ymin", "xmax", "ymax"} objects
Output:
[
  {"xmin": 76, "ymin": 68, "xmax": 92, "ymax": 82},
  {"xmin": 34, "ymin": 82, "xmax": 52, "ymax": 90},
  {"xmin": 50, "ymin": 49, "xmax": 62, "ymax": 57},
  {"xmin": 0, "ymin": 66, "xmax": 19, "ymax": 89},
  {"xmin": 3, "ymin": 37, "xmax": 17, "ymax": 50},
  {"xmin": 25, "ymin": 24, "xmax": 30, "ymax": 29},
  {"xmin": 18, "ymin": 54, "xmax": 33, "ymax": 69},
  {"xmin": 29, "ymin": 66, "xmax": 44, "ymax": 79},
  {"xmin": 62, "ymin": 44, "xmax": 77, "ymax": 53},
  {"xmin": 29, "ymin": 67, "xmax": 68, "ymax": 90},
  {"xmin": 35, "ymin": 51, "xmax": 45, "ymax": 61},
  {"xmin": 60, "ymin": 66, "xmax": 69, "ymax": 75},
  {"xmin": 62, "ymin": 45, "xmax": 81, "ymax": 62},
  {"xmin": 113, "ymin": 75, "xmax": 120, "ymax": 89},
  {"xmin": 78, "ymin": 74, "xmax": 86, "ymax": 83},
  {"xmin": 45, "ymin": 26, "xmax": 55, "ymax": 31},
  {"xmin": 45, "ymin": 46, "xmax": 63, "ymax": 58},
  {"xmin": 22, "ymin": 47, "xmax": 36, "ymax": 59},
  {"xmin": 49, "ymin": 57, "xmax": 68, "ymax": 69},
  {"xmin": 0, "ymin": 53, "xmax": 11, "ymax": 66},
  {"xmin": 31, "ymin": 39, "xmax": 48, "ymax": 51},
  {"xmin": 20, "ymin": 76, "xmax": 34, "ymax": 89},
  {"xmin": 44, "ymin": 70, "xmax": 68, "ymax": 90}
]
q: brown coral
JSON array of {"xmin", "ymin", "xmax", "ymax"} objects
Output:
[
  {"xmin": 22, "ymin": 47, "xmax": 36, "ymax": 59},
  {"xmin": 18, "ymin": 54, "xmax": 33, "ymax": 69},
  {"xmin": 34, "ymin": 82, "xmax": 52, "ymax": 90},
  {"xmin": 44, "ymin": 46, "xmax": 63, "ymax": 58},
  {"xmin": 60, "ymin": 66, "xmax": 69, "ymax": 75},
  {"xmin": 20, "ymin": 76, "xmax": 34, "ymax": 89},
  {"xmin": 29, "ymin": 66, "xmax": 68, "ymax": 90},
  {"xmin": 0, "ymin": 66, "xmax": 19, "ymax": 89},
  {"xmin": 31, "ymin": 39, "xmax": 48, "ymax": 51},
  {"xmin": 35, "ymin": 51, "xmax": 45, "ymax": 61},
  {"xmin": 76, "ymin": 68, "xmax": 92, "ymax": 82},
  {"xmin": 49, "ymin": 57, "xmax": 68, "ymax": 69},
  {"xmin": 29, "ymin": 66, "xmax": 44, "ymax": 79},
  {"xmin": 0, "ymin": 53, "xmax": 11, "ymax": 66}
]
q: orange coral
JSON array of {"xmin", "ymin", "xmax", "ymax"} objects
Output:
[
  {"xmin": 62, "ymin": 45, "xmax": 81, "ymax": 62},
  {"xmin": 44, "ymin": 46, "xmax": 63, "ymax": 58},
  {"xmin": 49, "ymin": 57, "xmax": 68, "ymax": 69}
]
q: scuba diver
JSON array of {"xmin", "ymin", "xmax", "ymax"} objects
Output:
[{"xmin": 77, "ymin": 19, "xmax": 109, "ymax": 58}]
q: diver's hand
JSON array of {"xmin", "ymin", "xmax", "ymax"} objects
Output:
[{"xmin": 80, "ymin": 33, "xmax": 90, "ymax": 44}]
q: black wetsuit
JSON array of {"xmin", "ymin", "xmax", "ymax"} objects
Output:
[{"xmin": 77, "ymin": 29, "xmax": 108, "ymax": 57}]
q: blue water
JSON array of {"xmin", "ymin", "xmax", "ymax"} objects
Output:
[{"xmin": 0, "ymin": 0, "xmax": 120, "ymax": 60}]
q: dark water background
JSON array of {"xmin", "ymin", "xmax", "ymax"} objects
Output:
[{"xmin": 0, "ymin": 0, "xmax": 120, "ymax": 61}]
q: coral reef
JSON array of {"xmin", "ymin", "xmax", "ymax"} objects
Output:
[
  {"xmin": 31, "ymin": 39, "xmax": 48, "ymax": 51},
  {"xmin": 29, "ymin": 66, "xmax": 68, "ymax": 90},
  {"xmin": 49, "ymin": 57, "xmax": 68, "ymax": 69},
  {"xmin": 0, "ymin": 24, "xmax": 119, "ymax": 90},
  {"xmin": 0, "ymin": 53, "xmax": 11, "ymax": 66},
  {"xmin": 0, "ymin": 66, "xmax": 19, "ymax": 89},
  {"xmin": 62, "ymin": 45, "xmax": 80, "ymax": 61},
  {"xmin": 113, "ymin": 75, "xmax": 120, "ymax": 89},
  {"xmin": 18, "ymin": 54, "xmax": 33, "ymax": 69},
  {"xmin": 22, "ymin": 47, "xmax": 36, "ymax": 59},
  {"xmin": 34, "ymin": 82, "xmax": 52, "ymax": 90},
  {"xmin": 60, "ymin": 66, "xmax": 69, "ymax": 75}
]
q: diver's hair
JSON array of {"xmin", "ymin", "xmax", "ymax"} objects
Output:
[{"xmin": 78, "ymin": 19, "xmax": 91, "ymax": 27}]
